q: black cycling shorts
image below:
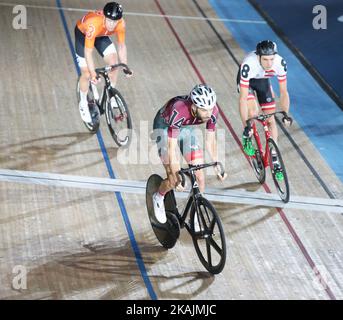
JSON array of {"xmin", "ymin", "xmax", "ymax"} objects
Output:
[
  {"xmin": 236, "ymin": 67, "xmax": 275, "ymax": 110},
  {"xmin": 74, "ymin": 26, "xmax": 113, "ymax": 58}
]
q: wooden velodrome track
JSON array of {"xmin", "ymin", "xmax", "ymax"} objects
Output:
[{"xmin": 0, "ymin": 0, "xmax": 343, "ymax": 300}]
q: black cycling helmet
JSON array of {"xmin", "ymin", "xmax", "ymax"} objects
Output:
[
  {"xmin": 103, "ymin": 2, "xmax": 123, "ymax": 20},
  {"xmin": 256, "ymin": 40, "xmax": 277, "ymax": 56}
]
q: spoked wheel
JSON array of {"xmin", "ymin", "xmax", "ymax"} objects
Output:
[
  {"xmin": 106, "ymin": 88, "xmax": 132, "ymax": 147},
  {"xmin": 250, "ymin": 134, "xmax": 266, "ymax": 184},
  {"xmin": 76, "ymin": 78, "xmax": 100, "ymax": 133},
  {"xmin": 190, "ymin": 197, "xmax": 226, "ymax": 274},
  {"xmin": 267, "ymin": 138, "xmax": 290, "ymax": 203}
]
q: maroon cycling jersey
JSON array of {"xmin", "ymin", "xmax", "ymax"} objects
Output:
[{"xmin": 159, "ymin": 95, "xmax": 219, "ymax": 138}]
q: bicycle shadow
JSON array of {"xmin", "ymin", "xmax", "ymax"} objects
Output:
[
  {"xmin": 2, "ymin": 236, "xmax": 214, "ymax": 300},
  {"xmin": 2, "ymin": 239, "xmax": 165, "ymax": 300},
  {"xmin": 150, "ymin": 271, "xmax": 214, "ymax": 300},
  {"xmin": 213, "ymin": 201, "xmax": 277, "ymax": 236},
  {"xmin": 222, "ymin": 181, "xmax": 263, "ymax": 192},
  {"xmin": 0, "ymin": 132, "xmax": 118, "ymax": 173},
  {"xmin": 0, "ymin": 191, "xmax": 109, "ymax": 225}
]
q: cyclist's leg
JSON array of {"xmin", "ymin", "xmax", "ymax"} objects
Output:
[
  {"xmin": 238, "ymin": 71, "xmax": 258, "ymax": 155},
  {"xmin": 190, "ymin": 158, "xmax": 205, "ymax": 193},
  {"xmin": 74, "ymin": 26, "xmax": 92, "ymax": 122},
  {"xmin": 265, "ymin": 84, "xmax": 278, "ymax": 143},
  {"xmin": 79, "ymin": 67, "xmax": 91, "ymax": 92},
  {"xmin": 247, "ymin": 79, "xmax": 261, "ymax": 118},
  {"xmin": 179, "ymin": 128, "xmax": 204, "ymax": 231},
  {"xmin": 96, "ymin": 37, "xmax": 119, "ymax": 87},
  {"xmin": 75, "ymin": 26, "xmax": 90, "ymax": 93},
  {"xmin": 237, "ymin": 68, "xmax": 259, "ymax": 120},
  {"xmin": 179, "ymin": 127, "xmax": 205, "ymax": 193},
  {"xmin": 255, "ymin": 79, "xmax": 278, "ymax": 143},
  {"xmin": 151, "ymin": 113, "xmax": 182, "ymax": 222},
  {"xmin": 254, "ymin": 80, "xmax": 282, "ymax": 176},
  {"xmin": 247, "ymin": 92, "xmax": 259, "ymax": 118},
  {"xmin": 152, "ymin": 113, "xmax": 178, "ymax": 195},
  {"xmin": 244, "ymin": 91, "xmax": 259, "ymax": 155}
]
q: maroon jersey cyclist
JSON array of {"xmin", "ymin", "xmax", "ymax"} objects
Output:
[{"xmin": 151, "ymin": 84, "xmax": 227, "ymax": 224}]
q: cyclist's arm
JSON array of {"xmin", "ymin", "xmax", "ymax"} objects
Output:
[
  {"xmin": 117, "ymin": 43, "xmax": 128, "ymax": 65},
  {"xmin": 206, "ymin": 130, "xmax": 227, "ymax": 180},
  {"xmin": 85, "ymin": 47, "xmax": 97, "ymax": 78},
  {"xmin": 239, "ymin": 85, "xmax": 250, "ymax": 126},
  {"xmin": 167, "ymin": 136, "xmax": 180, "ymax": 173},
  {"xmin": 206, "ymin": 130, "xmax": 217, "ymax": 162},
  {"xmin": 279, "ymin": 80, "xmax": 290, "ymax": 114}
]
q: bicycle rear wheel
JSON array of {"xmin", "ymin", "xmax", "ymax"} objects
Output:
[
  {"xmin": 146, "ymin": 174, "xmax": 180, "ymax": 249},
  {"xmin": 267, "ymin": 138, "xmax": 290, "ymax": 203},
  {"xmin": 250, "ymin": 133, "xmax": 266, "ymax": 184},
  {"xmin": 190, "ymin": 197, "xmax": 226, "ymax": 274},
  {"xmin": 105, "ymin": 88, "xmax": 132, "ymax": 147}
]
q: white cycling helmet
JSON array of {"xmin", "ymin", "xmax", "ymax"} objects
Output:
[{"xmin": 190, "ymin": 84, "xmax": 216, "ymax": 110}]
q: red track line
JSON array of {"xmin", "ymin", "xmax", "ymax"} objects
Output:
[{"xmin": 154, "ymin": 0, "xmax": 336, "ymax": 300}]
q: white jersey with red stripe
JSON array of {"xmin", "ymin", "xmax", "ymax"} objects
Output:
[{"xmin": 239, "ymin": 51, "xmax": 287, "ymax": 88}]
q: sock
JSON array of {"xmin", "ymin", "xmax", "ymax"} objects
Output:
[
  {"xmin": 156, "ymin": 191, "xmax": 165, "ymax": 201},
  {"xmin": 80, "ymin": 90, "xmax": 88, "ymax": 103}
]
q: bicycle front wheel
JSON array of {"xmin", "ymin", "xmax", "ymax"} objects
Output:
[
  {"xmin": 250, "ymin": 133, "xmax": 266, "ymax": 184},
  {"xmin": 105, "ymin": 88, "xmax": 132, "ymax": 147},
  {"xmin": 190, "ymin": 197, "xmax": 227, "ymax": 274},
  {"xmin": 267, "ymin": 138, "xmax": 290, "ymax": 203}
]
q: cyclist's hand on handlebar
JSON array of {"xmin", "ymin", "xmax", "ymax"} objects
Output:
[
  {"xmin": 123, "ymin": 68, "xmax": 133, "ymax": 78},
  {"xmin": 90, "ymin": 71, "xmax": 100, "ymax": 85},
  {"xmin": 282, "ymin": 112, "xmax": 293, "ymax": 127},
  {"xmin": 175, "ymin": 183, "xmax": 185, "ymax": 192},
  {"xmin": 243, "ymin": 124, "xmax": 253, "ymax": 138},
  {"xmin": 174, "ymin": 172, "xmax": 184, "ymax": 192},
  {"xmin": 214, "ymin": 165, "xmax": 227, "ymax": 181},
  {"xmin": 168, "ymin": 168, "xmax": 182, "ymax": 189}
]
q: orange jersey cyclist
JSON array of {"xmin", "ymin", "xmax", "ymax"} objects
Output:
[
  {"xmin": 75, "ymin": 2, "xmax": 132, "ymax": 123},
  {"xmin": 237, "ymin": 40, "xmax": 292, "ymax": 158},
  {"xmin": 152, "ymin": 84, "xmax": 227, "ymax": 224}
]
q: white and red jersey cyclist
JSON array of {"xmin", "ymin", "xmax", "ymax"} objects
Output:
[
  {"xmin": 237, "ymin": 40, "xmax": 292, "ymax": 153},
  {"xmin": 238, "ymin": 50, "xmax": 287, "ymax": 111}
]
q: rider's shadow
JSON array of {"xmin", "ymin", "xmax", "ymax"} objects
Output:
[
  {"xmin": 0, "ymin": 191, "xmax": 109, "ymax": 225},
  {"xmin": 2, "ymin": 228, "xmax": 216, "ymax": 300},
  {"xmin": 2, "ymin": 236, "xmax": 167, "ymax": 300},
  {"xmin": 0, "ymin": 132, "xmax": 118, "ymax": 173}
]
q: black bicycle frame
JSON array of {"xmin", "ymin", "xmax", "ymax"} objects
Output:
[
  {"xmin": 94, "ymin": 63, "xmax": 132, "ymax": 114},
  {"xmin": 91, "ymin": 73, "xmax": 111, "ymax": 114},
  {"xmin": 176, "ymin": 161, "xmax": 224, "ymax": 233},
  {"xmin": 176, "ymin": 172, "xmax": 202, "ymax": 233}
]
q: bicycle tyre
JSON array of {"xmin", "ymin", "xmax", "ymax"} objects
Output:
[
  {"xmin": 190, "ymin": 197, "xmax": 227, "ymax": 274},
  {"xmin": 146, "ymin": 174, "xmax": 180, "ymax": 249},
  {"xmin": 251, "ymin": 133, "xmax": 266, "ymax": 184},
  {"xmin": 267, "ymin": 138, "xmax": 290, "ymax": 203},
  {"xmin": 105, "ymin": 88, "xmax": 132, "ymax": 147}
]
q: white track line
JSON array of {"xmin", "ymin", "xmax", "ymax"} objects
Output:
[
  {"xmin": 0, "ymin": 2, "xmax": 267, "ymax": 24},
  {"xmin": 0, "ymin": 169, "xmax": 342, "ymax": 213}
]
